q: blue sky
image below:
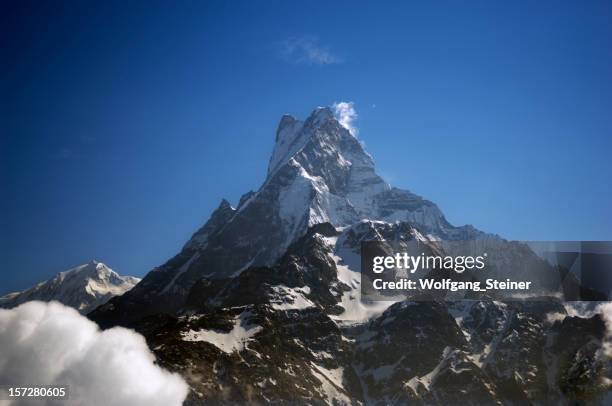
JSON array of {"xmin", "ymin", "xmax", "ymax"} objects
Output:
[{"xmin": 2, "ymin": 1, "xmax": 611, "ymax": 293}]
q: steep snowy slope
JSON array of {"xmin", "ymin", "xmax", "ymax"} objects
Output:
[{"xmin": 0, "ymin": 261, "xmax": 140, "ymax": 314}]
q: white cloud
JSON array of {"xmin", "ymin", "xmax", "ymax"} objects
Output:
[
  {"xmin": 280, "ymin": 37, "xmax": 340, "ymax": 65},
  {"xmin": 0, "ymin": 301, "xmax": 189, "ymax": 406},
  {"xmin": 333, "ymin": 101, "xmax": 358, "ymax": 136}
]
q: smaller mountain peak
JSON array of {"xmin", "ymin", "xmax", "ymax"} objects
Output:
[
  {"xmin": 211, "ymin": 198, "xmax": 235, "ymax": 217},
  {"xmin": 217, "ymin": 198, "xmax": 234, "ymax": 211},
  {"xmin": 183, "ymin": 199, "xmax": 235, "ymax": 251},
  {"xmin": 275, "ymin": 114, "xmax": 302, "ymax": 143},
  {"xmin": 277, "ymin": 114, "xmax": 297, "ymax": 129},
  {"xmin": 269, "ymin": 114, "xmax": 306, "ymax": 175},
  {"xmin": 183, "ymin": 198, "xmax": 237, "ymax": 251},
  {"xmin": 1, "ymin": 261, "xmax": 140, "ymax": 314},
  {"xmin": 64, "ymin": 260, "xmax": 103, "ymax": 277},
  {"xmin": 237, "ymin": 191, "xmax": 255, "ymax": 209},
  {"xmin": 76, "ymin": 261, "xmax": 110, "ymax": 278},
  {"xmin": 87, "ymin": 260, "xmax": 111, "ymax": 274}
]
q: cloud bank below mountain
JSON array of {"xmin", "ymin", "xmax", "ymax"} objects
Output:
[{"xmin": 0, "ymin": 301, "xmax": 188, "ymax": 406}]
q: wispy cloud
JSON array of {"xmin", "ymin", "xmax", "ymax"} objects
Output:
[
  {"xmin": 279, "ymin": 37, "xmax": 341, "ymax": 65},
  {"xmin": 333, "ymin": 101, "xmax": 358, "ymax": 136}
]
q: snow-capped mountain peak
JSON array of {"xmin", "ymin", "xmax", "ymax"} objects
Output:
[
  {"xmin": 0, "ymin": 261, "xmax": 140, "ymax": 314},
  {"xmin": 92, "ymin": 106, "xmax": 472, "ymax": 316},
  {"xmin": 268, "ymin": 106, "xmax": 356, "ymax": 177}
]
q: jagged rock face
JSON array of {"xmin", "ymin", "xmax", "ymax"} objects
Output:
[
  {"xmin": 89, "ymin": 106, "xmax": 611, "ymax": 404},
  {"xmin": 404, "ymin": 348, "xmax": 503, "ymax": 405},
  {"xmin": 183, "ymin": 223, "xmax": 346, "ymax": 313},
  {"xmin": 446, "ymin": 300, "xmax": 611, "ymax": 404},
  {"xmin": 0, "ymin": 261, "xmax": 139, "ymax": 314},
  {"xmin": 550, "ymin": 313, "xmax": 609, "ymax": 400},
  {"xmin": 147, "ymin": 305, "xmax": 358, "ymax": 405},
  {"xmin": 353, "ymin": 301, "xmax": 469, "ymax": 402}
]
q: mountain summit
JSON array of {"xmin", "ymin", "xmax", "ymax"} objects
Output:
[{"xmin": 0, "ymin": 261, "xmax": 139, "ymax": 314}]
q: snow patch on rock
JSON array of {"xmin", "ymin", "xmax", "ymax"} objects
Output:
[
  {"xmin": 269, "ymin": 285, "xmax": 315, "ymax": 310},
  {"xmin": 181, "ymin": 310, "xmax": 262, "ymax": 354}
]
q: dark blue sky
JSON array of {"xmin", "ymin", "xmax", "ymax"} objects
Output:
[{"xmin": 2, "ymin": 1, "xmax": 611, "ymax": 293}]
